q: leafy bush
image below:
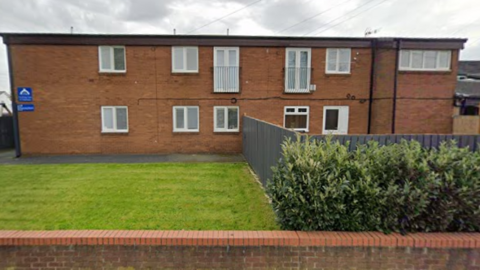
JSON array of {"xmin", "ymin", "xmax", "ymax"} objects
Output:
[{"xmin": 267, "ymin": 136, "xmax": 480, "ymax": 233}]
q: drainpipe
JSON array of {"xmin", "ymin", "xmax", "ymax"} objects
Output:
[
  {"xmin": 6, "ymin": 42, "xmax": 21, "ymax": 157},
  {"xmin": 367, "ymin": 39, "xmax": 376, "ymax": 134},
  {"xmin": 391, "ymin": 39, "xmax": 401, "ymax": 134}
]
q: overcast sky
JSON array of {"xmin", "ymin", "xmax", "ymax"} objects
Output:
[{"xmin": 1, "ymin": 0, "xmax": 479, "ymax": 104}]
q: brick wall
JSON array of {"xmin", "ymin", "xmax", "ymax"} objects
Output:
[
  {"xmin": 370, "ymin": 48, "xmax": 459, "ymax": 134},
  {"xmin": 395, "ymin": 51, "xmax": 459, "ymax": 134},
  {"xmin": 11, "ymin": 45, "xmax": 372, "ymax": 155},
  {"xmin": 370, "ymin": 47, "xmax": 396, "ymax": 134},
  {"xmin": 1, "ymin": 231, "xmax": 479, "ymax": 269},
  {"xmin": 10, "ymin": 44, "xmax": 460, "ymax": 155}
]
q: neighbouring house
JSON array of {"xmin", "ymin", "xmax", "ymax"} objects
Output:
[
  {"xmin": 453, "ymin": 61, "xmax": 480, "ymax": 134},
  {"xmin": 457, "ymin": 60, "xmax": 480, "ymax": 80},
  {"xmin": 0, "ymin": 33, "xmax": 466, "ymax": 155}
]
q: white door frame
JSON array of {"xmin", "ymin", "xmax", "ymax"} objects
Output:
[{"xmin": 322, "ymin": 106, "xmax": 349, "ymax": 135}]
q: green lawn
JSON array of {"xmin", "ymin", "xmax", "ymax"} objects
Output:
[{"xmin": 0, "ymin": 163, "xmax": 278, "ymax": 230}]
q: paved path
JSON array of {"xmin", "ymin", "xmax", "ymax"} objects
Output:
[{"xmin": 0, "ymin": 149, "xmax": 245, "ymax": 165}]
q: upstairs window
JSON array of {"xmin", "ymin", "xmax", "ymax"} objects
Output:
[
  {"xmin": 326, "ymin": 48, "xmax": 351, "ymax": 74},
  {"xmin": 399, "ymin": 50, "xmax": 451, "ymax": 71},
  {"xmin": 99, "ymin": 46, "xmax": 126, "ymax": 73},
  {"xmin": 172, "ymin": 46, "xmax": 199, "ymax": 73},
  {"xmin": 173, "ymin": 106, "xmax": 199, "ymax": 132},
  {"xmin": 284, "ymin": 106, "xmax": 309, "ymax": 132},
  {"xmin": 101, "ymin": 106, "xmax": 128, "ymax": 133},
  {"xmin": 285, "ymin": 48, "xmax": 311, "ymax": 93},
  {"xmin": 214, "ymin": 47, "xmax": 240, "ymax": 92}
]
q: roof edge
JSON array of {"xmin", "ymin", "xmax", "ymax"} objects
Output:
[{"xmin": 0, "ymin": 33, "xmax": 468, "ymax": 49}]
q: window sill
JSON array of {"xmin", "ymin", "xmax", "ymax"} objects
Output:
[
  {"xmin": 325, "ymin": 72, "xmax": 351, "ymax": 77},
  {"xmin": 283, "ymin": 91, "xmax": 312, "ymax": 94},
  {"xmin": 322, "ymin": 131, "xmax": 347, "ymax": 135},
  {"xmin": 399, "ymin": 70, "xmax": 452, "ymax": 75},
  {"xmin": 171, "ymin": 72, "xmax": 200, "ymax": 76},
  {"xmin": 99, "ymin": 71, "xmax": 127, "ymax": 75},
  {"xmin": 214, "ymin": 131, "xmax": 240, "ymax": 134},
  {"xmin": 173, "ymin": 131, "xmax": 200, "ymax": 134},
  {"xmin": 101, "ymin": 131, "xmax": 129, "ymax": 135},
  {"xmin": 285, "ymin": 128, "xmax": 309, "ymax": 133},
  {"xmin": 212, "ymin": 91, "xmax": 241, "ymax": 94}
]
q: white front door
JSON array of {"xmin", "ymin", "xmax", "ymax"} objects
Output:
[{"xmin": 322, "ymin": 106, "xmax": 349, "ymax": 135}]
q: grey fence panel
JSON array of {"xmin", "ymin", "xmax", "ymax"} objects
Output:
[
  {"xmin": 350, "ymin": 136, "xmax": 358, "ymax": 151},
  {"xmin": 413, "ymin": 135, "xmax": 423, "ymax": 146},
  {"xmin": 471, "ymin": 136, "xmax": 477, "ymax": 151},
  {"xmin": 446, "ymin": 135, "xmax": 453, "ymax": 146},
  {"xmin": 464, "ymin": 136, "xmax": 472, "ymax": 150},
  {"xmin": 474, "ymin": 136, "xmax": 480, "ymax": 151},
  {"xmin": 466, "ymin": 136, "xmax": 475, "ymax": 150},
  {"xmin": 456, "ymin": 136, "xmax": 462, "ymax": 148},
  {"xmin": 243, "ymin": 116, "xmax": 480, "ymax": 187},
  {"xmin": 357, "ymin": 136, "xmax": 365, "ymax": 147},
  {"xmin": 0, "ymin": 116, "xmax": 14, "ymax": 150},
  {"xmin": 431, "ymin": 135, "xmax": 439, "ymax": 148},
  {"xmin": 439, "ymin": 135, "xmax": 446, "ymax": 147},
  {"xmin": 460, "ymin": 136, "xmax": 468, "ymax": 149},
  {"xmin": 424, "ymin": 135, "xmax": 431, "ymax": 148},
  {"xmin": 242, "ymin": 116, "xmax": 296, "ymax": 187}
]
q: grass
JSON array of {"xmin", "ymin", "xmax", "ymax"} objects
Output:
[{"xmin": 0, "ymin": 163, "xmax": 278, "ymax": 230}]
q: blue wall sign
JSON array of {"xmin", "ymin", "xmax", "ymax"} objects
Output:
[
  {"xmin": 18, "ymin": 104, "xmax": 35, "ymax": 112},
  {"xmin": 17, "ymin": 87, "xmax": 33, "ymax": 102}
]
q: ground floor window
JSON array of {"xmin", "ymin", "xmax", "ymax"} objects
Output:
[
  {"xmin": 322, "ymin": 106, "xmax": 349, "ymax": 134},
  {"xmin": 101, "ymin": 106, "xmax": 128, "ymax": 133},
  {"xmin": 214, "ymin": 106, "xmax": 239, "ymax": 132},
  {"xmin": 173, "ymin": 106, "xmax": 199, "ymax": 132},
  {"xmin": 284, "ymin": 106, "xmax": 309, "ymax": 132}
]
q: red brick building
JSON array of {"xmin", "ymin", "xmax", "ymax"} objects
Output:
[{"xmin": 0, "ymin": 34, "xmax": 466, "ymax": 155}]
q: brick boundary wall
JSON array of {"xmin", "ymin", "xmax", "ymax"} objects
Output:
[{"xmin": 1, "ymin": 231, "xmax": 479, "ymax": 269}]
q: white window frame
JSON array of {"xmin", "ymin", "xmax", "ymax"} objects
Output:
[
  {"xmin": 213, "ymin": 47, "xmax": 240, "ymax": 93},
  {"xmin": 285, "ymin": 48, "xmax": 312, "ymax": 93},
  {"xmin": 325, "ymin": 48, "xmax": 351, "ymax": 74},
  {"xmin": 172, "ymin": 46, "xmax": 199, "ymax": 73},
  {"xmin": 322, "ymin": 106, "xmax": 349, "ymax": 135},
  {"xmin": 213, "ymin": 106, "xmax": 240, "ymax": 132},
  {"xmin": 101, "ymin": 106, "xmax": 129, "ymax": 133},
  {"xmin": 173, "ymin": 106, "xmax": 200, "ymax": 132},
  {"xmin": 283, "ymin": 106, "xmax": 309, "ymax": 132},
  {"xmin": 98, "ymin": 46, "xmax": 126, "ymax": 73},
  {"xmin": 399, "ymin": 50, "xmax": 451, "ymax": 71}
]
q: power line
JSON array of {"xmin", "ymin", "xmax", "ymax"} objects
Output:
[
  {"xmin": 302, "ymin": 0, "xmax": 384, "ymax": 36},
  {"xmin": 275, "ymin": 0, "xmax": 355, "ymax": 34},
  {"xmin": 313, "ymin": 0, "xmax": 392, "ymax": 36},
  {"xmin": 451, "ymin": 18, "xmax": 480, "ymax": 36},
  {"xmin": 468, "ymin": 37, "xmax": 480, "ymax": 45},
  {"xmin": 186, "ymin": 0, "xmax": 263, "ymax": 34}
]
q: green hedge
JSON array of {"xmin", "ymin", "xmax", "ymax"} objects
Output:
[{"xmin": 267, "ymin": 136, "xmax": 480, "ymax": 233}]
